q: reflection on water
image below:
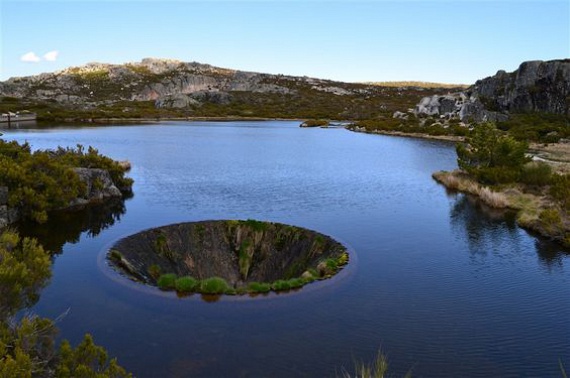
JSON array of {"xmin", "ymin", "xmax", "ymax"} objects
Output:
[
  {"xmin": 449, "ymin": 192, "xmax": 570, "ymax": 269},
  {"xmin": 16, "ymin": 198, "xmax": 127, "ymax": 253},
  {"xmin": 534, "ymin": 238, "xmax": 570, "ymax": 270},
  {"xmin": 449, "ymin": 193, "xmax": 518, "ymax": 253}
]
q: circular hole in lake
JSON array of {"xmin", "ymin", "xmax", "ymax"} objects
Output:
[{"xmin": 106, "ymin": 220, "xmax": 350, "ymax": 297}]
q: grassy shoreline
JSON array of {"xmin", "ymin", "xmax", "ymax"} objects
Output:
[{"xmin": 433, "ymin": 170, "xmax": 570, "ymax": 247}]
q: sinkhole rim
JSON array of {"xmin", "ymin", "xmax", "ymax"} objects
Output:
[{"xmin": 99, "ymin": 219, "xmax": 357, "ymax": 301}]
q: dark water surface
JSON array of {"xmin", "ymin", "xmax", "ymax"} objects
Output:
[{"xmin": 3, "ymin": 121, "xmax": 569, "ymax": 377}]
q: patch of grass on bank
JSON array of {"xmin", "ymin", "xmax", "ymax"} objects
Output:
[
  {"xmin": 200, "ymin": 277, "xmax": 233, "ymax": 294},
  {"xmin": 157, "ymin": 273, "xmax": 177, "ymax": 290},
  {"xmin": 175, "ymin": 276, "xmax": 199, "ymax": 293}
]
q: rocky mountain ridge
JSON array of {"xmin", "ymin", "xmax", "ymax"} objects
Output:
[
  {"xmin": 0, "ymin": 58, "xmax": 368, "ymax": 108},
  {"xmin": 412, "ymin": 59, "xmax": 570, "ymax": 122}
]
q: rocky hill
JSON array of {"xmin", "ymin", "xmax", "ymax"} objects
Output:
[
  {"xmin": 0, "ymin": 58, "xmax": 460, "ymax": 121},
  {"xmin": 413, "ymin": 59, "xmax": 570, "ymax": 122}
]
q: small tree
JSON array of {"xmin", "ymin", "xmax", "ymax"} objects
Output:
[{"xmin": 456, "ymin": 122, "xmax": 529, "ymax": 183}]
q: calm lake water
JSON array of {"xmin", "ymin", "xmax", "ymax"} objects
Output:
[{"xmin": 3, "ymin": 121, "xmax": 569, "ymax": 377}]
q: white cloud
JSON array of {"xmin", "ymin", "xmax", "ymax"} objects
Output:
[
  {"xmin": 43, "ymin": 50, "xmax": 59, "ymax": 62},
  {"xmin": 20, "ymin": 52, "xmax": 41, "ymax": 63}
]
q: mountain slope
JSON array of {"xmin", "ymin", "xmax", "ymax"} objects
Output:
[{"xmin": 0, "ymin": 58, "xmax": 461, "ymax": 121}]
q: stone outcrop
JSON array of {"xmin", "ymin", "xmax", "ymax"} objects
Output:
[
  {"xmin": 70, "ymin": 168, "xmax": 123, "ymax": 207},
  {"xmin": 413, "ymin": 59, "xmax": 570, "ymax": 122},
  {"xmin": 414, "ymin": 92, "xmax": 508, "ymax": 122}
]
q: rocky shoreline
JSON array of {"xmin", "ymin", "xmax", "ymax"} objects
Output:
[{"xmin": 0, "ymin": 165, "xmax": 131, "ymax": 229}]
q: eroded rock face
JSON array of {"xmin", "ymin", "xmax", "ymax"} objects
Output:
[
  {"xmin": 108, "ymin": 220, "xmax": 349, "ymax": 290},
  {"xmin": 413, "ymin": 59, "xmax": 570, "ymax": 121}
]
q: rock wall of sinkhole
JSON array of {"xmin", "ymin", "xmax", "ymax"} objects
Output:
[{"xmin": 108, "ymin": 220, "xmax": 349, "ymax": 290}]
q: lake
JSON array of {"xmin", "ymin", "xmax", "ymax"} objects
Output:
[{"xmin": 3, "ymin": 121, "xmax": 569, "ymax": 377}]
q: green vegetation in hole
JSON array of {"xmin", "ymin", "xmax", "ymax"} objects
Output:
[
  {"xmin": 154, "ymin": 232, "xmax": 174, "ymax": 260},
  {"xmin": 238, "ymin": 238, "xmax": 253, "ymax": 279},
  {"xmin": 271, "ymin": 279, "xmax": 291, "ymax": 292},
  {"xmin": 337, "ymin": 251, "xmax": 349, "ymax": 266},
  {"xmin": 325, "ymin": 258, "xmax": 339, "ymax": 271},
  {"xmin": 157, "ymin": 273, "xmax": 177, "ymax": 290},
  {"xmin": 247, "ymin": 282, "xmax": 271, "ymax": 293},
  {"xmin": 175, "ymin": 276, "xmax": 199, "ymax": 293},
  {"xmin": 147, "ymin": 264, "xmax": 161, "ymax": 280},
  {"xmin": 274, "ymin": 232, "xmax": 287, "ymax": 250},
  {"xmin": 200, "ymin": 277, "xmax": 232, "ymax": 294},
  {"xmin": 287, "ymin": 278, "xmax": 305, "ymax": 289},
  {"xmin": 194, "ymin": 224, "xmax": 205, "ymax": 240},
  {"xmin": 109, "ymin": 249, "xmax": 122, "ymax": 262},
  {"xmin": 244, "ymin": 218, "xmax": 269, "ymax": 232}
]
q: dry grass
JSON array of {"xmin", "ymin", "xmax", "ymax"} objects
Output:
[
  {"xmin": 432, "ymin": 171, "xmax": 507, "ymax": 208},
  {"xmin": 478, "ymin": 187, "xmax": 509, "ymax": 208},
  {"xmin": 366, "ymin": 81, "xmax": 468, "ymax": 89}
]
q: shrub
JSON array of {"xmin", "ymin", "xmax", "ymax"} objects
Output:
[
  {"xmin": 475, "ymin": 166, "xmax": 520, "ymax": 185},
  {"xmin": 325, "ymin": 258, "xmax": 339, "ymax": 271},
  {"xmin": 200, "ymin": 277, "xmax": 231, "ymax": 294},
  {"xmin": 157, "ymin": 273, "xmax": 177, "ymax": 290},
  {"xmin": 247, "ymin": 282, "xmax": 271, "ymax": 293},
  {"xmin": 271, "ymin": 280, "xmax": 291, "ymax": 291},
  {"xmin": 520, "ymin": 162, "xmax": 552, "ymax": 186},
  {"xmin": 175, "ymin": 276, "xmax": 199, "ymax": 293},
  {"xmin": 337, "ymin": 251, "xmax": 349, "ymax": 266},
  {"xmin": 457, "ymin": 122, "xmax": 529, "ymax": 175},
  {"xmin": 286, "ymin": 278, "xmax": 304, "ymax": 289}
]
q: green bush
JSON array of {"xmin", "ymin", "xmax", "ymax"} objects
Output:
[
  {"xmin": 174, "ymin": 276, "xmax": 199, "ymax": 293},
  {"xmin": 475, "ymin": 166, "xmax": 520, "ymax": 185},
  {"xmin": 286, "ymin": 278, "xmax": 304, "ymax": 289},
  {"xmin": 157, "ymin": 273, "xmax": 177, "ymax": 290},
  {"xmin": 247, "ymin": 282, "xmax": 271, "ymax": 293},
  {"xmin": 200, "ymin": 277, "xmax": 231, "ymax": 294},
  {"xmin": 520, "ymin": 162, "xmax": 553, "ymax": 186},
  {"xmin": 271, "ymin": 280, "xmax": 291, "ymax": 292}
]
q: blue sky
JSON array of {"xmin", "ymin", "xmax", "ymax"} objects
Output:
[{"xmin": 1, "ymin": 0, "xmax": 568, "ymax": 84}]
